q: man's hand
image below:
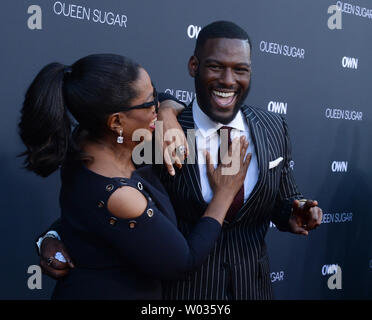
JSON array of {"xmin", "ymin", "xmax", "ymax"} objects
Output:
[
  {"xmin": 289, "ymin": 199, "xmax": 323, "ymax": 236},
  {"xmin": 40, "ymin": 237, "xmax": 74, "ymax": 279},
  {"xmin": 157, "ymin": 100, "xmax": 188, "ymax": 176}
]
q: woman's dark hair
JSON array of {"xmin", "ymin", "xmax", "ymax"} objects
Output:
[{"xmin": 18, "ymin": 54, "xmax": 141, "ymax": 177}]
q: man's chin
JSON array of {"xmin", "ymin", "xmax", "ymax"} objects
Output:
[
  {"xmin": 208, "ymin": 111, "xmax": 236, "ymax": 124},
  {"xmin": 211, "ymin": 103, "xmax": 243, "ymax": 124}
]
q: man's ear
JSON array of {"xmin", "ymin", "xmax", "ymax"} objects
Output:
[{"xmin": 188, "ymin": 56, "xmax": 199, "ymax": 78}]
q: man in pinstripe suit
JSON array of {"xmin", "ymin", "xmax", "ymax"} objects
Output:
[
  {"xmin": 158, "ymin": 21, "xmax": 323, "ymax": 300},
  {"xmin": 38, "ymin": 21, "xmax": 322, "ymax": 300}
]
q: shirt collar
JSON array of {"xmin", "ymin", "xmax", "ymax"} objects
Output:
[{"xmin": 192, "ymin": 99, "xmax": 246, "ymax": 138}]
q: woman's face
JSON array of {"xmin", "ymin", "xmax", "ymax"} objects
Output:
[{"xmin": 122, "ymin": 68, "xmax": 158, "ymax": 142}]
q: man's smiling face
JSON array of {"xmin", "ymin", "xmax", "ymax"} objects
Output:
[{"xmin": 189, "ymin": 38, "xmax": 251, "ymax": 124}]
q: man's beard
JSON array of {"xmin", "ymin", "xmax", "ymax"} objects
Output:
[{"xmin": 194, "ymin": 73, "xmax": 250, "ymax": 124}]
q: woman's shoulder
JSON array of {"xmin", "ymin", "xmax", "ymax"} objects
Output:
[
  {"xmin": 61, "ymin": 162, "xmax": 177, "ymax": 225},
  {"xmin": 62, "ymin": 163, "xmax": 153, "ymax": 211},
  {"xmin": 107, "ymin": 184, "xmax": 148, "ymax": 220}
]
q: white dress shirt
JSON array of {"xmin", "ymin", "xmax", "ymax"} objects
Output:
[{"xmin": 193, "ymin": 99, "xmax": 259, "ymax": 203}]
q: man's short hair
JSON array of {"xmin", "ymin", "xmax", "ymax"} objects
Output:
[{"xmin": 194, "ymin": 20, "xmax": 252, "ymax": 57}]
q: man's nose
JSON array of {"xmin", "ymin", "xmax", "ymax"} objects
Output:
[{"xmin": 219, "ymin": 68, "xmax": 235, "ymax": 87}]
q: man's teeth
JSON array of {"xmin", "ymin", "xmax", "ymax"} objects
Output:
[{"xmin": 213, "ymin": 90, "xmax": 235, "ymax": 98}]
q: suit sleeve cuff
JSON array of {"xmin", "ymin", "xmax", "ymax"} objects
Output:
[
  {"xmin": 271, "ymin": 198, "xmax": 294, "ymax": 232},
  {"xmin": 158, "ymin": 92, "xmax": 187, "ymax": 108}
]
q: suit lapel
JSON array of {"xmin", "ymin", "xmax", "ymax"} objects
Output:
[
  {"xmin": 234, "ymin": 105, "xmax": 270, "ymax": 222},
  {"xmin": 178, "ymin": 103, "xmax": 206, "ymax": 205}
]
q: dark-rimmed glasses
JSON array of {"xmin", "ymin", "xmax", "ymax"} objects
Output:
[{"xmin": 117, "ymin": 87, "xmax": 158, "ymax": 113}]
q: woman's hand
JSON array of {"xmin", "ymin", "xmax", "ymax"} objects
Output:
[
  {"xmin": 206, "ymin": 136, "xmax": 251, "ymax": 200},
  {"xmin": 201, "ymin": 136, "xmax": 251, "ymax": 225},
  {"xmin": 156, "ymin": 100, "xmax": 188, "ymax": 176}
]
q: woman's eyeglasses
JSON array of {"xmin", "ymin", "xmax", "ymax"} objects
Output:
[{"xmin": 117, "ymin": 88, "xmax": 158, "ymax": 113}]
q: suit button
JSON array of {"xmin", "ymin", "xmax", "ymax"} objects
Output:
[
  {"xmin": 147, "ymin": 208, "xmax": 154, "ymax": 217},
  {"xmin": 106, "ymin": 184, "xmax": 114, "ymax": 192},
  {"xmin": 128, "ymin": 220, "xmax": 137, "ymax": 229},
  {"xmin": 109, "ymin": 217, "xmax": 117, "ymax": 225}
]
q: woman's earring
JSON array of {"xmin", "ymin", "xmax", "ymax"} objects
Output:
[{"xmin": 117, "ymin": 129, "xmax": 124, "ymax": 144}]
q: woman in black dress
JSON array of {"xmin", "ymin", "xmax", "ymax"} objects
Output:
[{"xmin": 18, "ymin": 54, "xmax": 250, "ymax": 299}]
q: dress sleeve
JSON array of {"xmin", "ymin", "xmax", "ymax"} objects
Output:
[
  {"xmin": 36, "ymin": 218, "xmax": 63, "ymax": 238},
  {"xmin": 96, "ymin": 197, "xmax": 221, "ymax": 280}
]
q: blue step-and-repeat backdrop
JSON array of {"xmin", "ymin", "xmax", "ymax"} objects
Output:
[{"xmin": 0, "ymin": 0, "xmax": 371, "ymax": 299}]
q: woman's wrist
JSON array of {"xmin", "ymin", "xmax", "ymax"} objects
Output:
[
  {"xmin": 203, "ymin": 191, "xmax": 236, "ymax": 225},
  {"xmin": 213, "ymin": 189, "xmax": 236, "ymax": 203}
]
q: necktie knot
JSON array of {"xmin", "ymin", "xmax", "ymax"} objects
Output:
[
  {"xmin": 218, "ymin": 126, "xmax": 233, "ymax": 144},
  {"xmin": 218, "ymin": 126, "xmax": 233, "ymax": 134}
]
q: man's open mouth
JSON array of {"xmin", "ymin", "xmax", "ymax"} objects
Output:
[{"xmin": 211, "ymin": 90, "xmax": 237, "ymax": 108}]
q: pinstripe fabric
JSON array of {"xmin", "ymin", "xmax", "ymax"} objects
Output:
[{"xmin": 159, "ymin": 103, "xmax": 303, "ymax": 300}]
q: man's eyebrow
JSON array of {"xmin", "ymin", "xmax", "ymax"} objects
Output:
[
  {"xmin": 204, "ymin": 59, "xmax": 251, "ymax": 67},
  {"xmin": 235, "ymin": 63, "xmax": 251, "ymax": 68},
  {"xmin": 204, "ymin": 59, "xmax": 223, "ymax": 65}
]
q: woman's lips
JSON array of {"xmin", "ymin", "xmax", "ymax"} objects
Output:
[{"xmin": 149, "ymin": 117, "xmax": 157, "ymax": 129}]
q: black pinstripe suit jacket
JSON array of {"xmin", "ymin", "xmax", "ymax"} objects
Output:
[{"xmin": 158, "ymin": 103, "xmax": 303, "ymax": 300}]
